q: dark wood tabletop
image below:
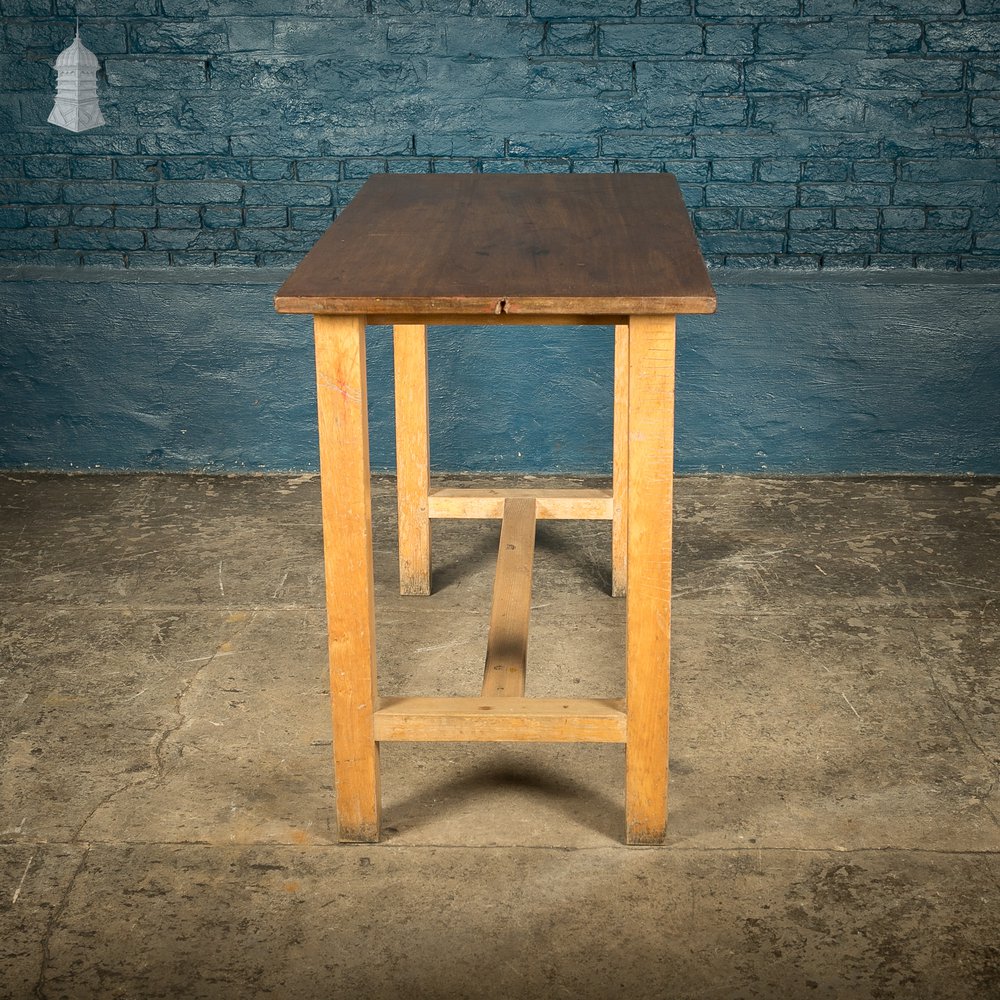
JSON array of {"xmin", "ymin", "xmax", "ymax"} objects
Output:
[{"xmin": 274, "ymin": 173, "xmax": 716, "ymax": 317}]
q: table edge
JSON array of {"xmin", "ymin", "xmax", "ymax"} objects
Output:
[{"xmin": 274, "ymin": 293, "xmax": 718, "ymax": 317}]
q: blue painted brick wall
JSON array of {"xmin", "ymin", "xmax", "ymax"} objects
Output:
[{"xmin": 1, "ymin": 1, "xmax": 998, "ymax": 271}]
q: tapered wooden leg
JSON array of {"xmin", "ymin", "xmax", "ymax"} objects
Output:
[
  {"xmin": 393, "ymin": 324, "xmax": 431, "ymax": 596},
  {"xmin": 314, "ymin": 314, "xmax": 380, "ymax": 843},
  {"xmin": 612, "ymin": 323, "xmax": 629, "ymax": 598},
  {"xmin": 624, "ymin": 314, "xmax": 675, "ymax": 846}
]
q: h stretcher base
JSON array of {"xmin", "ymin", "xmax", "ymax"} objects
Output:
[{"xmin": 276, "ymin": 175, "xmax": 716, "ymax": 845}]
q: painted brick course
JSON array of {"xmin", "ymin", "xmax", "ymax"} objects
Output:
[{"xmin": 0, "ymin": 2, "xmax": 997, "ymax": 270}]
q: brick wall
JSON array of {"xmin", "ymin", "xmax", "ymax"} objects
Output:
[{"xmin": 1, "ymin": 1, "xmax": 998, "ymax": 271}]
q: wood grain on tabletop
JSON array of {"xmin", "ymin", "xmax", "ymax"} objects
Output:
[{"xmin": 275, "ymin": 174, "xmax": 716, "ymax": 317}]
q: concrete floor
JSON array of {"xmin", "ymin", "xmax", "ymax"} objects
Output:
[{"xmin": 0, "ymin": 471, "xmax": 998, "ymax": 999}]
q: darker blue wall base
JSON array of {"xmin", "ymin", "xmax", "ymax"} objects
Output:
[{"xmin": 1, "ymin": 268, "xmax": 998, "ymax": 475}]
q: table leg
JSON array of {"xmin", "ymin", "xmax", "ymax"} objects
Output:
[
  {"xmin": 612, "ymin": 323, "xmax": 629, "ymax": 598},
  {"xmin": 393, "ymin": 324, "xmax": 432, "ymax": 596},
  {"xmin": 624, "ymin": 314, "xmax": 675, "ymax": 845},
  {"xmin": 314, "ymin": 314, "xmax": 381, "ymax": 843}
]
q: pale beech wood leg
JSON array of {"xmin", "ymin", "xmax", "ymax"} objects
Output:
[
  {"xmin": 624, "ymin": 314, "xmax": 676, "ymax": 846},
  {"xmin": 612, "ymin": 323, "xmax": 629, "ymax": 598},
  {"xmin": 314, "ymin": 314, "xmax": 381, "ymax": 843},
  {"xmin": 393, "ymin": 324, "xmax": 432, "ymax": 596}
]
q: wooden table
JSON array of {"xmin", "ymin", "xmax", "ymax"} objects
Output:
[{"xmin": 275, "ymin": 174, "xmax": 716, "ymax": 845}]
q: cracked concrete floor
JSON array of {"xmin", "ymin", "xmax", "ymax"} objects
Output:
[{"xmin": 1, "ymin": 471, "xmax": 998, "ymax": 1000}]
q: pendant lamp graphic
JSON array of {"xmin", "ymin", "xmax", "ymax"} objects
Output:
[{"xmin": 48, "ymin": 20, "xmax": 106, "ymax": 133}]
